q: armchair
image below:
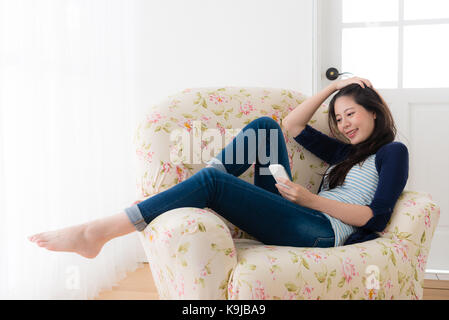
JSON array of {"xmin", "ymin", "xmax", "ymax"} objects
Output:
[{"xmin": 132, "ymin": 87, "xmax": 440, "ymax": 300}]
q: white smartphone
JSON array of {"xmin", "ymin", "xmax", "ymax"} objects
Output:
[{"xmin": 268, "ymin": 164, "xmax": 291, "ymax": 189}]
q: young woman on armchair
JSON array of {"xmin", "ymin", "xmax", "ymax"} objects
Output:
[{"xmin": 29, "ymin": 77, "xmax": 408, "ymax": 258}]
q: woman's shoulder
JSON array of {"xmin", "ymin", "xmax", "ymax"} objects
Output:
[
  {"xmin": 374, "ymin": 141, "xmax": 409, "ymax": 169},
  {"xmin": 376, "ymin": 141, "xmax": 409, "ymax": 155}
]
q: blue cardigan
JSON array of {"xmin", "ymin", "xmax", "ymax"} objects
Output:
[{"xmin": 294, "ymin": 125, "xmax": 409, "ymax": 245}]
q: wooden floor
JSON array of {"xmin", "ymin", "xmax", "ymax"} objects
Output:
[
  {"xmin": 94, "ymin": 263, "xmax": 449, "ymax": 300},
  {"xmin": 94, "ymin": 263, "xmax": 159, "ymax": 300}
]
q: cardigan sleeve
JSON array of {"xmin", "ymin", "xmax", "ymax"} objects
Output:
[
  {"xmin": 364, "ymin": 142, "xmax": 409, "ymax": 232},
  {"xmin": 293, "ymin": 125, "xmax": 352, "ymax": 165}
]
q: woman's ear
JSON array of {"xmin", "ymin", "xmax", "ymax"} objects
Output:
[{"xmin": 373, "ymin": 112, "xmax": 377, "ymax": 119}]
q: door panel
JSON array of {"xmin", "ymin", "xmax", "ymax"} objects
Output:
[{"xmin": 318, "ymin": 0, "xmax": 449, "ymax": 270}]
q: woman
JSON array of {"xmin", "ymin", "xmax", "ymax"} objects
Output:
[{"xmin": 28, "ymin": 77, "xmax": 408, "ymax": 259}]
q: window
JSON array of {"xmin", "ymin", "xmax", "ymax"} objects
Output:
[{"xmin": 341, "ymin": 0, "xmax": 449, "ymax": 88}]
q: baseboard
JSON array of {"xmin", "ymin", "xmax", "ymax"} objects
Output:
[{"xmin": 426, "ymin": 227, "xmax": 449, "ymax": 271}]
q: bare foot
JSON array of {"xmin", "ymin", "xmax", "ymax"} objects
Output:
[{"xmin": 28, "ymin": 223, "xmax": 106, "ymax": 259}]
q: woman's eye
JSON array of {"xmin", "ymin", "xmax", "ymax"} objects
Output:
[
  {"xmin": 347, "ymin": 112, "xmax": 354, "ymax": 116},
  {"xmin": 336, "ymin": 118, "xmax": 341, "ymax": 122}
]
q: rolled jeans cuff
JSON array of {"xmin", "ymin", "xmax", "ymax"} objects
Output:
[
  {"xmin": 124, "ymin": 204, "xmax": 148, "ymax": 232},
  {"xmin": 206, "ymin": 157, "xmax": 227, "ymax": 173}
]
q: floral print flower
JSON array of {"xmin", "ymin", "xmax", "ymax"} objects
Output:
[
  {"xmin": 161, "ymin": 229, "xmax": 174, "ymax": 245},
  {"xmin": 403, "ymin": 199, "xmax": 417, "ymax": 207},
  {"xmin": 283, "ymin": 291, "xmax": 298, "ymax": 300},
  {"xmin": 199, "ymin": 262, "xmax": 210, "ymax": 277},
  {"xmin": 252, "ymin": 280, "xmax": 269, "ymax": 300},
  {"xmin": 302, "ymin": 284, "xmax": 314, "ymax": 299},
  {"xmin": 357, "ymin": 247, "xmax": 368, "ymax": 264},
  {"xmin": 175, "ymin": 166, "xmax": 187, "ymax": 183},
  {"xmin": 147, "ymin": 112, "xmax": 164, "ymax": 124},
  {"xmin": 213, "ymin": 123, "xmax": 225, "ymax": 136},
  {"xmin": 266, "ymin": 255, "xmax": 280, "ymax": 280},
  {"xmin": 239, "ymin": 101, "xmax": 255, "ymax": 115},
  {"xmin": 417, "ymin": 252, "xmax": 427, "ymax": 272},
  {"xmin": 304, "ymin": 250, "xmax": 327, "ymax": 263},
  {"xmin": 365, "ymin": 288, "xmax": 378, "ymax": 300},
  {"xmin": 228, "ymin": 282, "xmax": 239, "ymax": 299},
  {"xmin": 161, "ymin": 162, "xmax": 172, "ymax": 173},
  {"xmin": 342, "ymin": 257, "xmax": 358, "ymax": 284},
  {"xmin": 424, "ymin": 209, "xmax": 432, "ymax": 228},
  {"xmin": 200, "ymin": 115, "xmax": 212, "ymax": 122},
  {"xmin": 136, "ymin": 149, "xmax": 154, "ymax": 164},
  {"xmin": 269, "ymin": 112, "xmax": 281, "ymax": 122},
  {"xmin": 179, "ymin": 119, "xmax": 193, "ymax": 132},
  {"xmin": 209, "ymin": 94, "xmax": 228, "ymax": 105},
  {"xmin": 176, "ymin": 275, "xmax": 185, "ymax": 297},
  {"xmin": 393, "ymin": 240, "xmax": 410, "ymax": 262}
]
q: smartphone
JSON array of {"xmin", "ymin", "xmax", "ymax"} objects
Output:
[{"xmin": 268, "ymin": 164, "xmax": 291, "ymax": 189}]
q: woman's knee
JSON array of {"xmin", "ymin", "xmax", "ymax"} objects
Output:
[
  {"xmin": 255, "ymin": 116, "xmax": 281, "ymax": 130},
  {"xmin": 200, "ymin": 166, "xmax": 225, "ymax": 181}
]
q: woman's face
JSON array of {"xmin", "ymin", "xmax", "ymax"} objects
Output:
[{"xmin": 334, "ymin": 95, "xmax": 377, "ymax": 145}]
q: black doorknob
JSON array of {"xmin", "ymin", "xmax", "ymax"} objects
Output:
[
  {"xmin": 325, "ymin": 68, "xmax": 353, "ymax": 81},
  {"xmin": 326, "ymin": 67, "xmax": 340, "ymax": 80}
]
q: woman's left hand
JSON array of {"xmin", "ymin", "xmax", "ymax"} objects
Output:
[{"xmin": 275, "ymin": 178, "xmax": 315, "ymax": 207}]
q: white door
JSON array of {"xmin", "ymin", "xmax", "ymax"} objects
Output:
[{"xmin": 316, "ymin": 0, "xmax": 449, "ymax": 271}]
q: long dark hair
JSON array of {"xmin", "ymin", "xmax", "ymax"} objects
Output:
[{"xmin": 325, "ymin": 84, "xmax": 396, "ymax": 189}]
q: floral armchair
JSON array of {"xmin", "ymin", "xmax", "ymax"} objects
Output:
[{"xmin": 132, "ymin": 87, "xmax": 440, "ymax": 300}]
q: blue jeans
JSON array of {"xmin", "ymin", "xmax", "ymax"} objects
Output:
[{"xmin": 125, "ymin": 117, "xmax": 335, "ymax": 248}]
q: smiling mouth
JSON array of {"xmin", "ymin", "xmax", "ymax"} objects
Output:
[{"xmin": 346, "ymin": 129, "xmax": 358, "ymax": 139}]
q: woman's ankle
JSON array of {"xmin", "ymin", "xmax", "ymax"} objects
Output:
[{"xmin": 85, "ymin": 212, "xmax": 135, "ymax": 244}]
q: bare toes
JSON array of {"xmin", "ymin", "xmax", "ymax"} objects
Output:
[
  {"xmin": 29, "ymin": 233, "xmax": 44, "ymax": 242},
  {"xmin": 36, "ymin": 240, "xmax": 46, "ymax": 247}
]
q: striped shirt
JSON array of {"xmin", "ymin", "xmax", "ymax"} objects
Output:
[{"xmin": 318, "ymin": 154, "xmax": 378, "ymax": 246}]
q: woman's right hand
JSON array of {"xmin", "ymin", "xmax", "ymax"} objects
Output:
[{"xmin": 334, "ymin": 76, "xmax": 373, "ymax": 90}]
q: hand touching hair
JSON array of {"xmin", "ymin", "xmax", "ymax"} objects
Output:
[{"xmin": 325, "ymin": 81, "xmax": 397, "ymax": 189}]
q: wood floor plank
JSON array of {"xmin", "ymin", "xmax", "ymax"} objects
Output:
[
  {"xmin": 423, "ymin": 279, "xmax": 449, "ymax": 290},
  {"xmin": 94, "ymin": 263, "xmax": 159, "ymax": 300},
  {"xmin": 423, "ymin": 288, "xmax": 449, "ymax": 300},
  {"xmin": 95, "ymin": 290, "xmax": 159, "ymax": 300},
  {"xmin": 110, "ymin": 265, "xmax": 156, "ymax": 292}
]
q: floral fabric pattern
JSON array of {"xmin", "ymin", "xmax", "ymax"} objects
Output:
[{"xmin": 132, "ymin": 87, "xmax": 440, "ymax": 300}]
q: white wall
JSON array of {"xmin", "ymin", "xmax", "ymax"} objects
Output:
[{"xmin": 133, "ymin": 0, "xmax": 314, "ymax": 118}]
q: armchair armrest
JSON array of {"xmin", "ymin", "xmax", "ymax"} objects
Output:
[
  {"xmin": 138, "ymin": 207, "xmax": 238, "ymax": 299},
  {"xmin": 380, "ymin": 191, "xmax": 440, "ymax": 251}
]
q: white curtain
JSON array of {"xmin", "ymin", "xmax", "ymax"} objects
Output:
[
  {"xmin": 0, "ymin": 0, "xmax": 144, "ymax": 299},
  {"xmin": 0, "ymin": 0, "xmax": 315, "ymax": 299}
]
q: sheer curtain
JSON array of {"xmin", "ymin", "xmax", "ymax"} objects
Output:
[{"xmin": 0, "ymin": 0, "xmax": 144, "ymax": 299}]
